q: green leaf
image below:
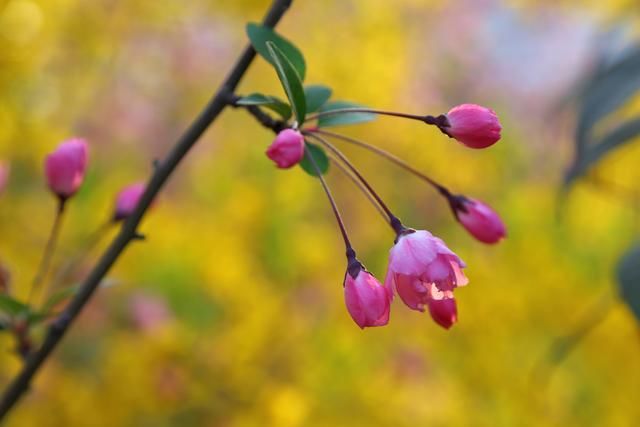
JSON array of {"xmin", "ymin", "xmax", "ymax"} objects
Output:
[
  {"xmin": 299, "ymin": 142, "xmax": 329, "ymax": 177},
  {"xmin": 266, "ymin": 41, "xmax": 306, "ymax": 125},
  {"xmin": 575, "ymin": 47, "xmax": 640, "ymax": 155},
  {"xmin": 617, "ymin": 243, "xmax": 640, "ymax": 322},
  {"xmin": 317, "ymin": 101, "xmax": 376, "ymax": 128},
  {"xmin": 566, "ymin": 116, "xmax": 640, "ymax": 185},
  {"xmin": 0, "ymin": 295, "xmax": 29, "ymax": 317},
  {"xmin": 304, "ymin": 85, "xmax": 332, "ymax": 113},
  {"xmin": 246, "ymin": 22, "xmax": 306, "ymax": 81},
  {"xmin": 236, "ymin": 93, "xmax": 292, "ymax": 120}
]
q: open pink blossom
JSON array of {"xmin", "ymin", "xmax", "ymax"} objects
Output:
[
  {"xmin": 456, "ymin": 198, "xmax": 506, "ymax": 244},
  {"xmin": 114, "ymin": 182, "xmax": 146, "ymax": 221},
  {"xmin": 427, "ymin": 293, "xmax": 457, "ymax": 329},
  {"xmin": 344, "ymin": 265, "xmax": 390, "ymax": 329},
  {"xmin": 385, "ymin": 230, "xmax": 467, "ymax": 314},
  {"xmin": 44, "ymin": 138, "xmax": 88, "ymax": 200},
  {"xmin": 442, "ymin": 104, "xmax": 501, "ymax": 149},
  {"xmin": 266, "ymin": 129, "xmax": 305, "ymax": 168},
  {"xmin": 0, "ymin": 161, "xmax": 9, "ymax": 195}
]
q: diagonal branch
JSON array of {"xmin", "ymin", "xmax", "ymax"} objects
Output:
[{"xmin": 0, "ymin": 0, "xmax": 293, "ymax": 420}]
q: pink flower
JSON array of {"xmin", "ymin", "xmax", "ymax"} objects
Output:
[
  {"xmin": 0, "ymin": 161, "xmax": 9, "ymax": 195},
  {"xmin": 129, "ymin": 292, "xmax": 173, "ymax": 333},
  {"xmin": 427, "ymin": 294, "xmax": 457, "ymax": 329},
  {"xmin": 266, "ymin": 129, "xmax": 305, "ymax": 168},
  {"xmin": 344, "ymin": 264, "xmax": 390, "ymax": 329},
  {"xmin": 114, "ymin": 182, "xmax": 146, "ymax": 221},
  {"xmin": 442, "ymin": 104, "xmax": 501, "ymax": 149},
  {"xmin": 44, "ymin": 138, "xmax": 88, "ymax": 200},
  {"xmin": 385, "ymin": 230, "xmax": 467, "ymax": 315},
  {"xmin": 455, "ymin": 198, "xmax": 506, "ymax": 244}
]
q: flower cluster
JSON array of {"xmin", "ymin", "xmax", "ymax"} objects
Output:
[
  {"xmin": 0, "ymin": 139, "xmax": 154, "ymax": 354},
  {"xmin": 262, "ymin": 103, "xmax": 506, "ymax": 329}
]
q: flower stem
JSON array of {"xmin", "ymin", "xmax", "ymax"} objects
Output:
[
  {"xmin": 304, "ymin": 145, "xmax": 353, "ymax": 253},
  {"xmin": 310, "ymin": 128, "xmax": 452, "ymax": 197},
  {"xmin": 304, "ymin": 132, "xmax": 405, "ymax": 234},
  {"xmin": 304, "ymin": 107, "xmax": 447, "ymax": 127},
  {"xmin": 28, "ymin": 198, "xmax": 66, "ymax": 304},
  {"xmin": 325, "ymin": 153, "xmax": 388, "ymax": 220},
  {"xmin": 44, "ymin": 219, "xmax": 114, "ymax": 304}
]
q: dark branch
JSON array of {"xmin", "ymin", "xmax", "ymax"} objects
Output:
[
  {"xmin": 228, "ymin": 94, "xmax": 287, "ymax": 134},
  {"xmin": 0, "ymin": 0, "xmax": 293, "ymax": 420}
]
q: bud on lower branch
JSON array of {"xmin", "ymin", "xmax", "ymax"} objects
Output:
[{"xmin": 44, "ymin": 138, "xmax": 89, "ymax": 200}]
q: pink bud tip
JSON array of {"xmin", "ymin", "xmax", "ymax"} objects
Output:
[
  {"xmin": 114, "ymin": 182, "xmax": 147, "ymax": 221},
  {"xmin": 443, "ymin": 104, "xmax": 501, "ymax": 149},
  {"xmin": 0, "ymin": 161, "xmax": 9, "ymax": 195},
  {"xmin": 427, "ymin": 297, "xmax": 457, "ymax": 329},
  {"xmin": 456, "ymin": 199, "xmax": 506, "ymax": 244},
  {"xmin": 266, "ymin": 129, "xmax": 305, "ymax": 169},
  {"xmin": 344, "ymin": 267, "xmax": 391, "ymax": 329},
  {"xmin": 44, "ymin": 138, "xmax": 89, "ymax": 200}
]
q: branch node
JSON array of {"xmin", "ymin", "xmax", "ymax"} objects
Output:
[{"xmin": 132, "ymin": 232, "xmax": 146, "ymax": 241}]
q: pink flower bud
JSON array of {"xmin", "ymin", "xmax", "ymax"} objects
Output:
[
  {"xmin": 0, "ymin": 161, "xmax": 9, "ymax": 195},
  {"xmin": 442, "ymin": 104, "xmax": 501, "ymax": 149},
  {"xmin": 266, "ymin": 129, "xmax": 305, "ymax": 168},
  {"xmin": 44, "ymin": 138, "xmax": 88, "ymax": 200},
  {"xmin": 456, "ymin": 198, "xmax": 506, "ymax": 244},
  {"xmin": 344, "ymin": 265, "xmax": 390, "ymax": 329},
  {"xmin": 114, "ymin": 182, "xmax": 146, "ymax": 221},
  {"xmin": 427, "ymin": 295, "xmax": 457, "ymax": 329}
]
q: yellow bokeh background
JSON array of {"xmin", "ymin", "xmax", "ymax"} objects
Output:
[{"xmin": 1, "ymin": 0, "xmax": 639, "ymax": 426}]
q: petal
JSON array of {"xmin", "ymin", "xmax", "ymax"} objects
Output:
[
  {"xmin": 389, "ymin": 230, "xmax": 439, "ymax": 275},
  {"xmin": 394, "ymin": 273, "xmax": 429, "ymax": 312}
]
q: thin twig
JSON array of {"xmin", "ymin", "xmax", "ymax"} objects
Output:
[
  {"xmin": 0, "ymin": 0, "xmax": 293, "ymax": 419},
  {"xmin": 304, "ymin": 146, "xmax": 352, "ymax": 252},
  {"xmin": 28, "ymin": 199, "xmax": 66, "ymax": 304},
  {"xmin": 304, "ymin": 132, "xmax": 405, "ymax": 234},
  {"xmin": 530, "ymin": 293, "xmax": 613, "ymax": 390},
  {"xmin": 305, "ymin": 108, "xmax": 427, "ymax": 123},
  {"xmin": 43, "ymin": 219, "xmax": 114, "ymax": 305},
  {"xmin": 310, "ymin": 128, "xmax": 451, "ymax": 197},
  {"xmin": 324, "ymin": 152, "xmax": 387, "ymax": 220}
]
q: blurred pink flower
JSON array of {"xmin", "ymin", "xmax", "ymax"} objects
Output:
[
  {"xmin": 114, "ymin": 182, "xmax": 146, "ymax": 221},
  {"xmin": 443, "ymin": 104, "xmax": 501, "ymax": 149},
  {"xmin": 344, "ymin": 266, "xmax": 390, "ymax": 329},
  {"xmin": 44, "ymin": 138, "xmax": 88, "ymax": 200},
  {"xmin": 129, "ymin": 292, "xmax": 173, "ymax": 333},
  {"xmin": 385, "ymin": 230, "xmax": 467, "ymax": 316},
  {"xmin": 455, "ymin": 198, "xmax": 506, "ymax": 244},
  {"xmin": 266, "ymin": 129, "xmax": 305, "ymax": 169},
  {"xmin": 0, "ymin": 161, "xmax": 9, "ymax": 195}
]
